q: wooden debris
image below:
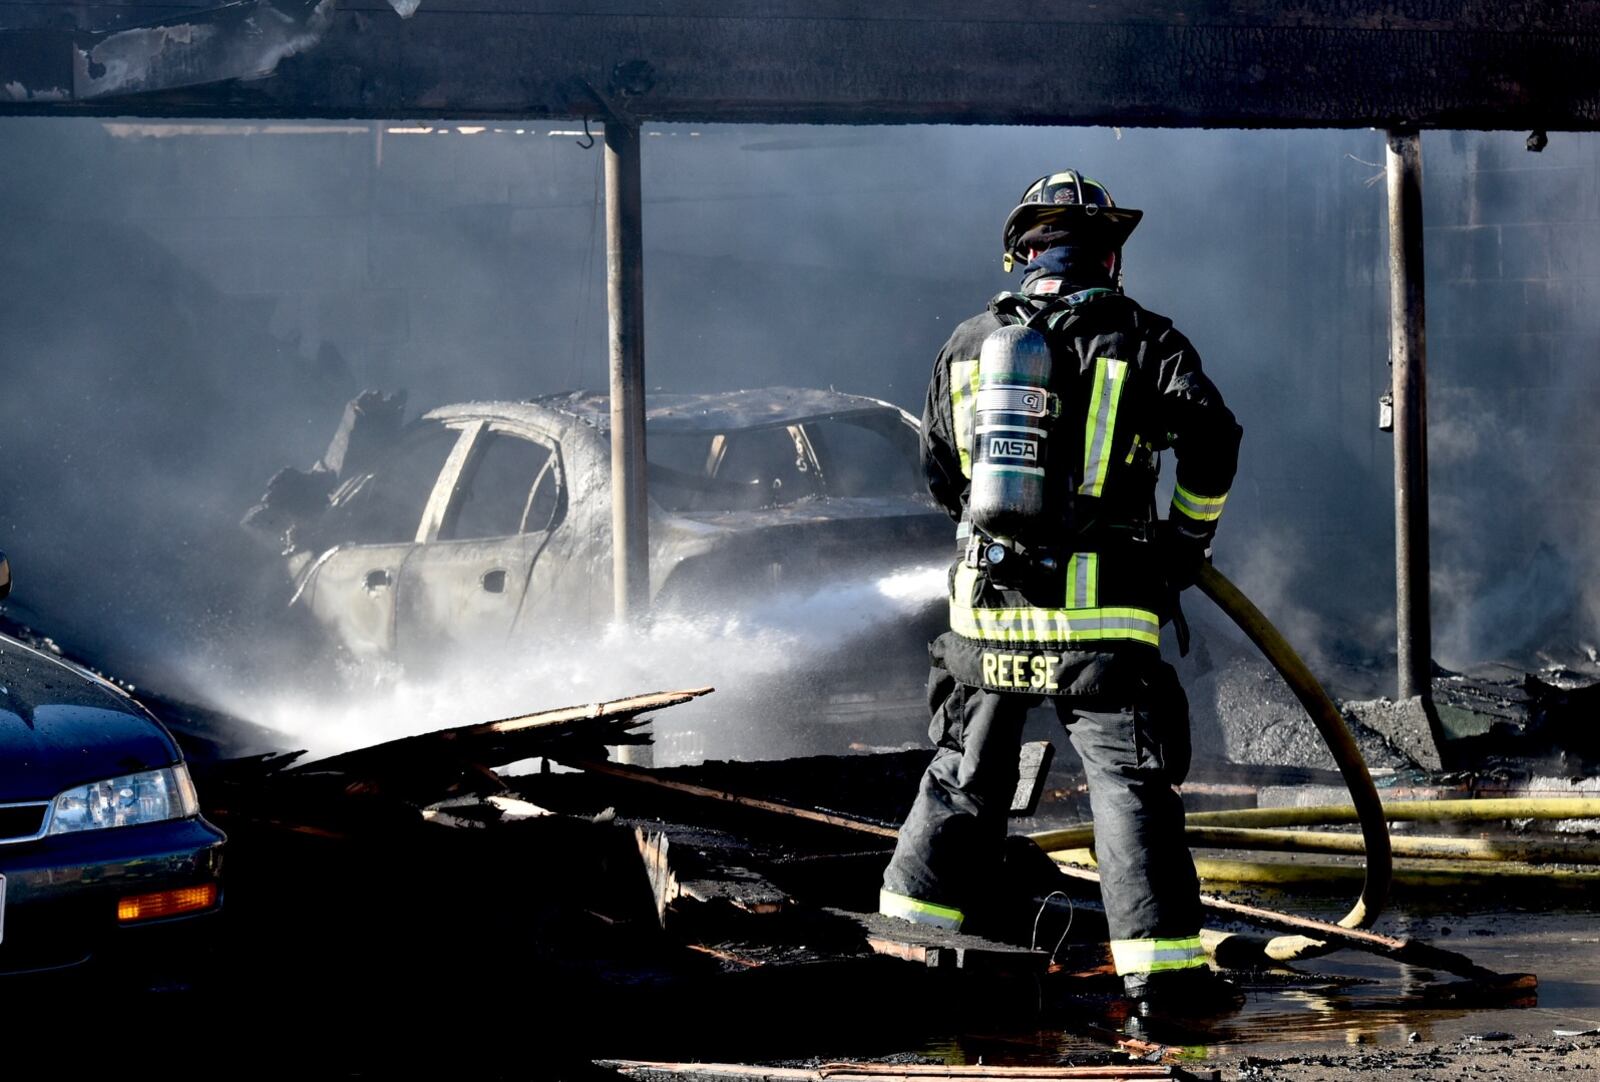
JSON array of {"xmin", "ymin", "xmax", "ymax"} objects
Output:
[
  {"xmin": 1010, "ymin": 741, "xmax": 1055, "ymax": 817},
  {"xmin": 563, "ymin": 756, "xmax": 900, "ymax": 838},
  {"xmin": 466, "ymin": 687, "xmax": 715, "ymax": 737},
  {"xmin": 637, "ymin": 828, "xmax": 681, "ymax": 927},
  {"xmin": 420, "ymin": 793, "xmax": 554, "ymax": 829},
  {"xmin": 420, "ymin": 806, "xmax": 486, "ymax": 829},
  {"xmin": 635, "ymin": 827, "xmax": 790, "ymax": 930},
  {"xmin": 283, "ymin": 687, "xmax": 714, "ymax": 802},
  {"xmin": 839, "ymin": 910, "xmax": 1048, "ymax": 977},
  {"xmin": 684, "ymin": 943, "xmax": 766, "ymax": 969},
  {"xmin": 581, "ymin": 754, "xmax": 1524, "ymax": 989},
  {"xmin": 484, "ymin": 794, "xmax": 551, "ymax": 821}
]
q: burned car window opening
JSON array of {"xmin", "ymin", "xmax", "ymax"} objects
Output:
[
  {"xmin": 443, "ymin": 432, "xmax": 557, "ymax": 541},
  {"xmin": 333, "ymin": 423, "xmax": 460, "ymax": 545},
  {"xmin": 802, "ymin": 415, "xmax": 922, "ymax": 499},
  {"xmin": 523, "ymin": 457, "xmax": 562, "ymax": 534},
  {"xmin": 647, "ymin": 424, "xmax": 824, "ymax": 512}
]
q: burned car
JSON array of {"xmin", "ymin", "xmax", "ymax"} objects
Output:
[
  {"xmin": 246, "ymin": 388, "xmax": 951, "ymax": 758},
  {"xmin": 0, "ymin": 554, "xmax": 225, "ymax": 976}
]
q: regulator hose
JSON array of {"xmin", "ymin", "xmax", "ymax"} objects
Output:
[{"xmin": 1032, "ymin": 562, "xmax": 1394, "ymax": 964}]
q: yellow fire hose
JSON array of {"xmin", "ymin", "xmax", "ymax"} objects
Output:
[
  {"xmin": 1178, "ymin": 826, "xmax": 1600, "ymax": 864},
  {"xmin": 1032, "ymin": 562, "xmax": 1395, "ymax": 963},
  {"xmin": 1049, "ymin": 847, "xmax": 1600, "ymax": 888},
  {"xmin": 1183, "ymin": 797, "xmax": 1600, "ymax": 828},
  {"xmin": 1033, "ymin": 806, "xmax": 1600, "ymax": 864}
]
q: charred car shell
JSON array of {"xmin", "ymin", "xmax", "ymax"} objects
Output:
[{"xmin": 247, "ymin": 388, "xmax": 951, "ymax": 757}]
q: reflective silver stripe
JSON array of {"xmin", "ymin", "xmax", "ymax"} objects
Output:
[
  {"xmin": 1066, "ymin": 552, "xmax": 1097, "ymax": 609},
  {"xmin": 975, "ymin": 424, "xmax": 1047, "ymax": 437},
  {"xmin": 975, "ymin": 384, "xmax": 1050, "ymax": 417},
  {"xmin": 1079, "ymin": 357, "xmax": 1128, "ymax": 498},
  {"xmin": 952, "ymin": 359, "xmax": 980, "ymax": 479},
  {"xmin": 1110, "ymin": 936, "xmax": 1208, "ymax": 976},
  {"xmin": 1172, "ymin": 482, "xmax": 1228, "ymax": 522},
  {"xmin": 879, "ymin": 889, "xmax": 964, "ymax": 931}
]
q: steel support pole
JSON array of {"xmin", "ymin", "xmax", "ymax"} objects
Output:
[
  {"xmin": 605, "ymin": 118, "xmax": 650, "ymax": 624},
  {"xmin": 1386, "ymin": 129, "xmax": 1431, "ymax": 700}
]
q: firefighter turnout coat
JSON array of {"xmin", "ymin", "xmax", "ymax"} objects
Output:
[{"xmin": 923, "ymin": 283, "xmax": 1242, "ymax": 689}]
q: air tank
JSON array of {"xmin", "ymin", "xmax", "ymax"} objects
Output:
[{"xmin": 968, "ymin": 324, "xmax": 1053, "ymax": 540}]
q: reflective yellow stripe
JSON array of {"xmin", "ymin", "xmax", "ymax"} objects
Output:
[
  {"xmin": 952, "ymin": 606, "xmax": 1160, "ymax": 646},
  {"xmin": 1065, "ymin": 552, "xmax": 1098, "ymax": 609},
  {"xmin": 1109, "ymin": 936, "xmax": 1208, "ymax": 976},
  {"xmin": 951, "ymin": 359, "xmax": 981, "ymax": 480},
  {"xmin": 1172, "ymin": 482, "xmax": 1228, "ymax": 522},
  {"xmin": 1079, "ymin": 357, "xmax": 1128, "ymax": 498},
  {"xmin": 879, "ymin": 889, "xmax": 964, "ymax": 931},
  {"xmin": 951, "ymin": 567, "xmax": 1157, "ymax": 646}
]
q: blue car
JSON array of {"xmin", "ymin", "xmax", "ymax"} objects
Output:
[{"xmin": 0, "ymin": 553, "xmax": 225, "ymax": 975}]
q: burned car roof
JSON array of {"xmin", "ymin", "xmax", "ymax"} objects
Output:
[{"xmin": 426, "ymin": 387, "xmax": 916, "ymax": 434}]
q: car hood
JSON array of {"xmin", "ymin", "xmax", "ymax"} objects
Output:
[{"xmin": 0, "ymin": 635, "xmax": 179, "ymax": 801}]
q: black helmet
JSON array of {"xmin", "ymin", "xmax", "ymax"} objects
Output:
[{"xmin": 1001, "ymin": 170, "xmax": 1142, "ymax": 270}]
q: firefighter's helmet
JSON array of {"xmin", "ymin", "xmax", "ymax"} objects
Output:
[{"xmin": 1001, "ymin": 170, "xmax": 1142, "ymax": 270}]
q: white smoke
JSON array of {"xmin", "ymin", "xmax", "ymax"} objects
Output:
[{"xmin": 200, "ymin": 563, "xmax": 948, "ymax": 764}]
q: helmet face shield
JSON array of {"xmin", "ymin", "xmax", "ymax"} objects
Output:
[{"xmin": 1003, "ymin": 169, "xmax": 1142, "ymax": 268}]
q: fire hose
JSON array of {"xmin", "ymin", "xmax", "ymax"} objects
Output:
[{"xmin": 1031, "ymin": 562, "xmax": 1394, "ymax": 963}]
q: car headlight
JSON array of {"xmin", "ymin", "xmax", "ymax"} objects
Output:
[{"xmin": 47, "ymin": 765, "xmax": 200, "ymax": 835}]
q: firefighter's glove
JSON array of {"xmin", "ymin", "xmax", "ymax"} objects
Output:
[{"xmin": 1159, "ymin": 519, "xmax": 1212, "ymax": 593}]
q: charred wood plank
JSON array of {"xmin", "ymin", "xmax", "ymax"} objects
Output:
[
  {"xmin": 1010, "ymin": 740, "xmax": 1055, "ymax": 817},
  {"xmin": 635, "ymin": 827, "xmax": 790, "ymax": 930},
  {"xmin": 842, "ymin": 910, "xmax": 1048, "ymax": 977},
  {"xmin": 286, "ymin": 686, "xmax": 711, "ymax": 802},
  {"xmin": 562, "ymin": 756, "xmax": 900, "ymax": 839}
]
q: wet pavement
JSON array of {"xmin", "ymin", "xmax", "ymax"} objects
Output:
[{"xmin": 902, "ymin": 902, "xmax": 1600, "ymax": 1072}]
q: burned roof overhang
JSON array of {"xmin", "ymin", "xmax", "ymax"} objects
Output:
[{"xmin": 3, "ymin": 1, "xmax": 1600, "ymax": 130}]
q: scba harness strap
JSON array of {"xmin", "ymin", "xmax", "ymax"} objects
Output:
[{"xmin": 987, "ymin": 284, "xmax": 1117, "ymax": 331}]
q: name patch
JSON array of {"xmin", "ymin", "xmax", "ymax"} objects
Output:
[{"xmin": 980, "ymin": 651, "xmax": 1061, "ymax": 690}]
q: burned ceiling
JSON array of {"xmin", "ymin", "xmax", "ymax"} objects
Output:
[{"xmin": 1, "ymin": 1, "xmax": 1599, "ymax": 129}]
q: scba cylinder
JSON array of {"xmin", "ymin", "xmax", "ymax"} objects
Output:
[{"xmin": 969, "ymin": 324, "xmax": 1053, "ymax": 540}]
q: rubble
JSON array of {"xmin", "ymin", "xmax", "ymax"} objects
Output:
[{"xmin": 11, "ymin": 609, "xmax": 1594, "ymax": 1068}]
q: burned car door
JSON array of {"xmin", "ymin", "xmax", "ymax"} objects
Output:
[
  {"xmin": 296, "ymin": 420, "xmax": 470, "ymax": 660},
  {"xmin": 393, "ymin": 424, "xmax": 565, "ymax": 670}
]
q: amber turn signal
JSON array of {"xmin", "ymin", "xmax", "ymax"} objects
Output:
[{"xmin": 117, "ymin": 883, "xmax": 219, "ymax": 923}]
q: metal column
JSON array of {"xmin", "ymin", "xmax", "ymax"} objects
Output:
[
  {"xmin": 1386, "ymin": 129, "xmax": 1431, "ymax": 700},
  {"xmin": 605, "ymin": 118, "xmax": 650, "ymax": 623}
]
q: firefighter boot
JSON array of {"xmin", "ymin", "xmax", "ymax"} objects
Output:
[{"xmin": 1124, "ymin": 966, "xmax": 1246, "ymax": 1024}]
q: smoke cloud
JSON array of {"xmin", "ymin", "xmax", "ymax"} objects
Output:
[{"xmin": 1, "ymin": 118, "xmax": 1595, "ymax": 758}]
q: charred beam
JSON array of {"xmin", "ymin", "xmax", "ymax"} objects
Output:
[{"xmin": 3, "ymin": 3, "xmax": 1600, "ymax": 128}]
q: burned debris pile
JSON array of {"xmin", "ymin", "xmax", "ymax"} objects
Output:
[{"xmin": 133, "ymin": 674, "xmax": 1600, "ymax": 1071}]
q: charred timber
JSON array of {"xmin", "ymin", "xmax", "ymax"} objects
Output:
[{"xmin": 4, "ymin": 2, "xmax": 1600, "ymax": 128}]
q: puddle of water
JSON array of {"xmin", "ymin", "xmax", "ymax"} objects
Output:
[{"xmin": 905, "ymin": 907, "xmax": 1600, "ymax": 1062}]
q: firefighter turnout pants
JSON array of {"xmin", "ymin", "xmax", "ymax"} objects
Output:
[{"xmin": 880, "ymin": 655, "xmax": 1207, "ymax": 981}]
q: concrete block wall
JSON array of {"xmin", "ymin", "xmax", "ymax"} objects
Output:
[{"xmin": 1424, "ymin": 132, "xmax": 1600, "ymax": 662}]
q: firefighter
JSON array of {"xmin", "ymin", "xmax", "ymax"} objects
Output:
[{"xmin": 880, "ymin": 170, "xmax": 1243, "ymax": 1016}]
